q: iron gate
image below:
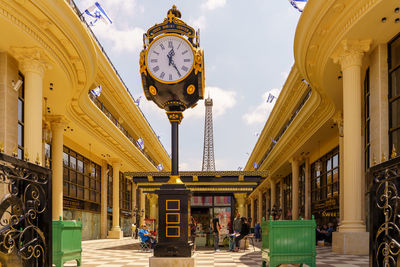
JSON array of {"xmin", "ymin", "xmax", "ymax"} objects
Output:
[
  {"xmin": 369, "ymin": 156, "xmax": 400, "ymax": 267},
  {"xmin": 0, "ymin": 152, "xmax": 52, "ymax": 266}
]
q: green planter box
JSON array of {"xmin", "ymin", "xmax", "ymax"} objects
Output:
[
  {"xmin": 261, "ymin": 216, "xmax": 316, "ymax": 267},
  {"xmin": 52, "ymin": 218, "xmax": 82, "ymax": 267}
]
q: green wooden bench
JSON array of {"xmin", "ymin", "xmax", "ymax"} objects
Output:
[{"xmin": 261, "ymin": 216, "xmax": 316, "ymax": 267}]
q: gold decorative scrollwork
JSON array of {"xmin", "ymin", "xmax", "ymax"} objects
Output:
[
  {"xmin": 139, "ymin": 50, "xmax": 147, "ymax": 76},
  {"xmin": 194, "ymin": 49, "xmax": 203, "ymax": 75}
]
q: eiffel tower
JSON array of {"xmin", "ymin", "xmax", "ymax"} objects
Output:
[{"xmin": 202, "ymin": 95, "xmax": 216, "ymax": 171}]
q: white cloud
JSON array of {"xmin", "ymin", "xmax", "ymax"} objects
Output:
[
  {"xmin": 242, "ymin": 88, "xmax": 282, "ymax": 125},
  {"xmin": 184, "ymin": 86, "xmax": 237, "ymax": 119},
  {"xmin": 91, "ymin": 24, "xmax": 145, "ymax": 53},
  {"xmin": 189, "ymin": 16, "xmax": 207, "ymax": 30},
  {"xmin": 201, "ymin": 0, "xmax": 226, "ymax": 10}
]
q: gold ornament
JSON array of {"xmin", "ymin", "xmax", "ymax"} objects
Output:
[
  {"xmin": 186, "ymin": 84, "xmax": 195, "ymax": 95},
  {"xmin": 149, "ymin": 85, "xmax": 157, "ymax": 96}
]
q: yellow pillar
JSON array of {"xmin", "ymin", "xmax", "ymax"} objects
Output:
[
  {"xmin": 234, "ymin": 193, "xmax": 247, "ymax": 218},
  {"xmin": 100, "ymin": 160, "xmax": 108, "ymax": 239},
  {"xmin": 147, "ymin": 193, "xmax": 158, "ymax": 225},
  {"xmin": 12, "ymin": 47, "xmax": 49, "ymax": 163},
  {"xmin": 250, "ymin": 198, "xmax": 255, "ymax": 227},
  {"xmin": 291, "ymin": 158, "xmax": 299, "ymax": 220},
  {"xmin": 304, "ymin": 158, "xmax": 311, "ymax": 220},
  {"xmin": 332, "ymin": 40, "xmax": 370, "ymax": 255},
  {"xmin": 108, "ymin": 159, "xmax": 123, "ymax": 239},
  {"xmin": 49, "ymin": 116, "xmax": 67, "ymax": 220},
  {"xmin": 270, "ymin": 179, "xmax": 276, "ymax": 208},
  {"xmin": 257, "ymin": 190, "xmax": 263, "ymax": 222},
  {"xmin": 132, "ymin": 183, "xmax": 137, "ymax": 224},
  {"xmin": 140, "ymin": 189, "xmax": 146, "ymax": 226}
]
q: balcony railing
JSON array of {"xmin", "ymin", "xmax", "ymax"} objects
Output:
[
  {"xmin": 89, "ymin": 93, "xmax": 158, "ymax": 168},
  {"xmin": 65, "ymin": 0, "xmax": 169, "ymax": 159}
]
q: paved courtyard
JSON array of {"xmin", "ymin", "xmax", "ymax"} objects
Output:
[{"xmin": 63, "ymin": 238, "xmax": 369, "ymax": 267}]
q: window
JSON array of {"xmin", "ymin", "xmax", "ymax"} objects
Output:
[
  {"xmin": 17, "ymin": 73, "xmax": 24, "ymax": 160},
  {"xmin": 299, "ymin": 163, "xmax": 306, "ymax": 218},
  {"xmin": 275, "ymin": 181, "xmax": 281, "ymax": 207},
  {"xmin": 63, "ymin": 146, "xmax": 101, "ymax": 210},
  {"xmin": 107, "ymin": 165, "xmax": 113, "ymax": 209},
  {"xmin": 389, "ymin": 33, "xmax": 400, "ymax": 153},
  {"xmin": 283, "ymin": 174, "xmax": 292, "ymax": 219},
  {"xmin": 120, "ymin": 172, "xmax": 132, "ymax": 212},
  {"xmin": 311, "ymin": 147, "xmax": 339, "ymax": 223},
  {"xmin": 364, "ymin": 68, "xmax": 370, "ymax": 169}
]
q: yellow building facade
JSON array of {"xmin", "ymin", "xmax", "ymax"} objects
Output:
[
  {"xmin": 0, "ymin": 0, "xmax": 170, "ymax": 240},
  {"xmin": 246, "ymin": 0, "xmax": 400, "ymax": 255}
]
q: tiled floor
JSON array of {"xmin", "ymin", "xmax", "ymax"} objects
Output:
[{"xmin": 62, "ymin": 238, "xmax": 369, "ymax": 267}]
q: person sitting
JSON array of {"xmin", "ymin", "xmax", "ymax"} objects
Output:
[
  {"xmin": 138, "ymin": 224, "xmax": 156, "ymax": 249},
  {"xmin": 233, "ymin": 217, "xmax": 250, "ymax": 252}
]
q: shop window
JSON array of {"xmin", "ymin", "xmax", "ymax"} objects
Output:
[
  {"xmin": 107, "ymin": 165, "xmax": 113, "ymax": 208},
  {"xmin": 389, "ymin": 33, "xmax": 400, "ymax": 154},
  {"xmin": 311, "ymin": 147, "xmax": 339, "ymax": 224},
  {"xmin": 17, "ymin": 73, "xmax": 24, "ymax": 159},
  {"xmin": 283, "ymin": 174, "xmax": 292, "ymax": 219},
  {"xmin": 62, "ymin": 146, "xmax": 101, "ymax": 211},
  {"xmin": 299, "ymin": 164, "xmax": 306, "ymax": 218},
  {"xmin": 275, "ymin": 181, "xmax": 281, "ymax": 207},
  {"xmin": 364, "ymin": 68, "xmax": 370, "ymax": 169},
  {"xmin": 120, "ymin": 172, "xmax": 132, "ymax": 212}
]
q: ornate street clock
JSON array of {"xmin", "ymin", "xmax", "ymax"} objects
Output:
[
  {"xmin": 140, "ymin": 5, "xmax": 204, "ymax": 114},
  {"xmin": 139, "ymin": 6, "xmax": 205, "ymax": 258}
]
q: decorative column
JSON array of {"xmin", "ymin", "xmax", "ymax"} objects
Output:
[
  {"xmin": 333, "ymin": 111, "xmax": 344, "ymax": 225},
  {"xmin": 49, "ymin": 116, "xmax": 67, "ymax": 220},
  {"xmin": 250, "ymin": 197, "xmax": 255, "ymax": 227},
  {"xmin": 304, "ymin": 158, "xmax": 311, "ymax": 220},
  {"xmin": 12, "ymin": 47, "xmax": 50, "ymax": 164},
  {"xmin": 147, "ymin": 193, "xmax": 158, "ymax": 223},
  {"xmin": 257, "ymin": 190, "xmax": 263, "ymax": 222},
  {"xmin": 234, "ymin": 193, "xmax": 247, "ymax": 217},
  {"xmin": 108, "ymin": 159, "xmax": 123, "ymax": 239},
  {"xmin": 290, "ymin": 158, "xmax": 300, "ymax": 220},
  {"xmin": 140, "ymin": 189, "xmax": 146, "ymax": 226},
  {"xmin": 132, "ymin": 183, "xmax": 137, "ymax": 224},
  {"xmin": 100, "ymin": 160, "xmax": 108, "ymax": 239},
  {"xmin": 331, "ymin": 39, "xmax": 370, "ymax": 255},
  {"xmin": 270, "ymin": 179, "xmax": 276, "ymax": 209}
]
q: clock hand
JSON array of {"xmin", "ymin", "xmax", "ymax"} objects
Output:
[
  {"xmin": 167, "ymin": 49, "xmax": 175, "ymax": 65},
  {"xmin": 171, "ymin": 60, "xmax": 181, "ymax": 77}
]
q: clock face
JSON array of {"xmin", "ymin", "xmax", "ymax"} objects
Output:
[{"xmin": 146, "ymin": 34, "xmax": 194, "ymax": 83}]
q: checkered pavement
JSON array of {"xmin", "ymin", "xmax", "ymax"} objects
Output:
[{"xmin": 61, "ymin": 238, "xmax": 369, "ymax": 267}]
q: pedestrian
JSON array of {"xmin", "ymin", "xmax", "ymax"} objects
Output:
[
  {"xmin": 254, "ymin": 219, "xmax": 261, "ymax": 242},
  {"xmin": 233, "ymin": 211, "xmax": 242, "ymax": 233},
  {"xmin": 190, "ymin": 216, "xmax": 197, "ymax": 251},
  {"xmin": 212, "ymin": 217, "xmax": 221, "ymax": 252}
]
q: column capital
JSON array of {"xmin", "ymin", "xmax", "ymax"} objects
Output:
[
  {"xmin": 11, "ymin": 46, "xmax": 52, "ymax": 76},
  {"xmin": 48, "ymin": 115, "xmax": 68, "ymax": 130},
  {"xmin": 234, "ymin": 193, "xmax": 247, "ymax": 200},
  {"xmin": 331, "ymin": 40, "xmax": 371, "ymax": 69},
  {"xmin": 147, "ymin": 193, "xmax": 158, "ymax": 202},
  {"xmin": 110, "ymin": 158, "xmax": 122, "ymax": 166},
  {"xmin": 332, "ymin": 111, "xmax": 344, "ymax": 137},
  {"xmin": 289, "ymin": 157, "xmax": 300, "ymax": 164}
]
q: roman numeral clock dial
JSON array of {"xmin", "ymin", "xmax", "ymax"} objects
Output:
[{"xmin": 146, "ymin": 34, "xmax": 194, "ymax": 84}]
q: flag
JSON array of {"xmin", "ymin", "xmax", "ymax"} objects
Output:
[
  {"xmin": 266, "ymin": 93, "xmax": 276, "ymax": 103},
  {"xmin": 156, "ymin": 163, "xmax": 163, "ymax": 171},
  {"xmin": 253, "ymin": 162, "xmax": 259, "ymax": 169},
  {"xmin": 237, "ymin": 167, "xmax": 242, "ymax": 171},
  {"xmin": 254, "ymin": 132, "xmax": 260, "ymax": 137},
  {"xmin": 288, "ymin": 0, "xmax": 307, "ymax": 12},
  {"xmin": 301, "ymin": 78, "xmax": 310, "ymax": 86},
  {"xmin": 271, "ymin": 137, "xmax": 277, "ymax": 144},
  {"xmin": 134, "ymin": 96, "xmax": 141, "ymax": 106},
  {"xmin": 82, "ymin": 2, "xmax": 112, "ymax": 26},
  {"xmin": 91, "ymin": 85, "xmax": 101, "ymax": 97},
  {"xmin": 136, "ymin": 137, "xmax": 144, "ymax": 150}
]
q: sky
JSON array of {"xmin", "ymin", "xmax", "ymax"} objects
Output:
[{"xmin": 76, "ymin": 0, "xmax": 302, "ymax": 171}]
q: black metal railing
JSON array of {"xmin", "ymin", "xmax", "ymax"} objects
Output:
[
  {"xmin": 0, "ymin": 152, "xmax": 52, "ymax": 266},
  {"xmin": 64, "ymin": 0, "xmax": 169, "ymax": 159},
  {"xmin": 89, "ymin": 93, "xmax": 158, "ymax": 167},
  {"xmin": 368, "ymin": 156, "xmax": 400, "ymax": 267}
]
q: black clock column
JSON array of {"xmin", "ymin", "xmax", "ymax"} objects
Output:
[{"xmin": 154, "ymin": 111, "xmax": 192, "ymax": 257}]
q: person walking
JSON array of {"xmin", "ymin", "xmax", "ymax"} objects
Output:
[
  {"xmin": 212, "ymin": 217, "xmax": 221, "ymax": 252},
  {"xmin": 131, "ymin": 223, "xmax": 137, "ymax": 239},
  {"xmin": 254, "ymin": 220, "xmax": 261, "ymax": 242},
  {"xmin": 190, "ymin": 216, "xmax": 197, "ymax": 251}
]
